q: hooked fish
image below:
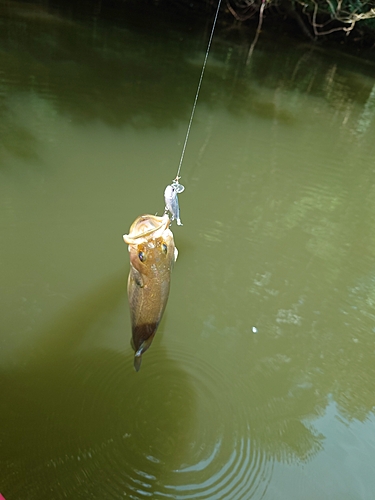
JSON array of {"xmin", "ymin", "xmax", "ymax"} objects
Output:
[{"xmin": 123, "ymin": 214, "xmax": 178, "ymax": 371}]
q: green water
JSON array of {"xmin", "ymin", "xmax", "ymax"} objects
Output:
[{"xmin": 1, "ymin": 2, "xmax": 375, "ymax": 499}]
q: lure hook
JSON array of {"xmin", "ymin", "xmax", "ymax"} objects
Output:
[{"xmin": 172, "ymin": 176, "xmax": 185, "ymax": 194}]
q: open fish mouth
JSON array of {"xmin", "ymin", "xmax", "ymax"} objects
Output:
[{"xmin": 123, "ymin": 214, "xmax": 170, "ymax": 245}]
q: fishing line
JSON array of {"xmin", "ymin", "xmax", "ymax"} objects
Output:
[
  {"xmin": 176, "ymin": 0, "xmax": 222, "ymax": 183},
  {"xmin": 164, "ymin": 0, "xmax": 222, "ymax": 224}
]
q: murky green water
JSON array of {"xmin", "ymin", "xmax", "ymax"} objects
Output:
[{"xmin": 1, "ymin": 2, "xmax": 375, "ymax": 499}]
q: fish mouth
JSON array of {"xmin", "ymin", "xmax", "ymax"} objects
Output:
[{"xmin": 123, "ymin": 214, "xmax": 170, "ymax": 245}]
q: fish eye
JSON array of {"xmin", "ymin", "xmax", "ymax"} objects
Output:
[
  {"xmin": 162, "ymin": 243, "xmax": 168, "ymax": 254},
  {"xmin": 138, "ymin": 251, "xmax": 145, "ymax": 262}
]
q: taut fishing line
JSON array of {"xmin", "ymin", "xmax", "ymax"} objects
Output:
[{"xmin": 164, "ymin": 0, "xmax": 223, "ymax": 225}]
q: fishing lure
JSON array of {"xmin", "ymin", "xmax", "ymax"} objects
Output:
[{"xmin": 164, "ymin": 178, "xmax": 184, "ymax": 226}]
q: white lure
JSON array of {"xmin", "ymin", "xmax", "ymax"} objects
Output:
[{"xmin": 164, "ymin": 180, "xmax": 184, "ymax": 226}]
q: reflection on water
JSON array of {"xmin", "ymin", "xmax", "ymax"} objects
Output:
[{"xmin": 1, "ymin": 1, "xmax": 375, "ymax": 499}]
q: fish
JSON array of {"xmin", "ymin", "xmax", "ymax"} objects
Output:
[
  {"xmin": 164, "ymin": 184, "xmax": 183, "ymax": 226},
  {"xmin": 123, "ymin": 214, "xmax": 178, "ymax": 371}
]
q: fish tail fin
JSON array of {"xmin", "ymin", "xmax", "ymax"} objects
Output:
[{"xmin": 134, "ymin": 352, "xmax": 142, "ymax": 372}]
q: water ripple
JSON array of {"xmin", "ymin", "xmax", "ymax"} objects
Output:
[
  {"xmin": 3, "ymin": 347, "xmax": 273, "ymax": 499},
  {"xmin": 151, "ymin": 349, "xmax": 274, "ymax": 500}
]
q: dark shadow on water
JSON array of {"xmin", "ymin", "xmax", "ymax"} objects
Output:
[{"xmin": 0, "ymin": 272, "xmax": 196, "ymax": 499}]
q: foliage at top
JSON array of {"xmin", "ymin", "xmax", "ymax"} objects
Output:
[{"xmin": 227, "ymin": 0, "xmax": 375, "ymax": 41}]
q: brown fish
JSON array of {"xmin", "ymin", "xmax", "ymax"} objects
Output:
[{"xmin": 123, "ymin": 214, "xmax": 178, "ymax": 371}]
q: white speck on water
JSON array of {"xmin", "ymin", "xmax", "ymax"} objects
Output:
[{"xmin": 252, "ymin": 326, "xmax": 258, "ymax": 333}]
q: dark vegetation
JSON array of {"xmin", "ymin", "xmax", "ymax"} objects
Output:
[
  {"xmin": 224, "ymin": 0, "xmax": 375, "ymax": 43},
  {"xmin": 172, "ymin": 0, "xmax": 375, "ymax": 47},
  {"xmin": 23, "ymin": 0, "xmax": 375, "ymax": 50}
]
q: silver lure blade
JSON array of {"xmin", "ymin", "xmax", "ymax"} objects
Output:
[
  {"xmin": 164, "ymin": 184, "xmax": 183, "ymax": 226},
  {"xmin": 171, "ymin": 179, "xmax": 185, "ymax": 194}
]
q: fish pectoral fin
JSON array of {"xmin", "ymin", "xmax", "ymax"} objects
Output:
[{"xmin": 131, "ymin": 267, "xmax": 144, "ymax": 288}]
